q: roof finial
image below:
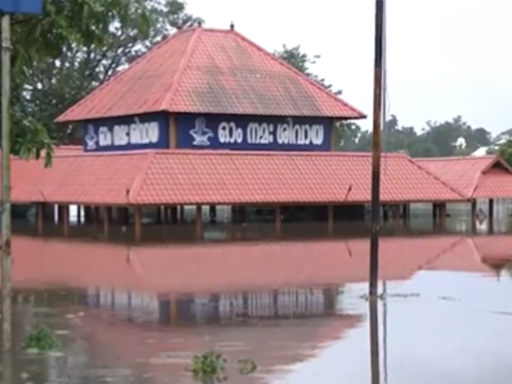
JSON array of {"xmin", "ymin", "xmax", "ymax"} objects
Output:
[
  {"xmin": 197, "ymin": 20, "xmax": 203, "ymax": 27},
  {"xmin": 230, "ymin": 21, "xmax": 235, "ymax": 30}
]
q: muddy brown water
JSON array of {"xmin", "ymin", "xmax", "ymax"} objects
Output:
[{"xmin": 1, "ymin": 231, "xmax": 512, "ymax": 383}]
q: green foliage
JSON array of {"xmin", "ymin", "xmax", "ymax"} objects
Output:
[
  {"xmin": 24, "ymin": 325, "xmax": 60, "ymax": 352},
  {"xmin": 187, "ymin": 350, "xmax": 257, "ymax": 383},
  {"xmin": 275, "ymin": 45, "xmax": 497, "ymax": 157},
  {"xmin": 9, "ymin": 0, "xmax": 202, "ymax": 165},
  {"xmin": 496, "ymin": 139, "xmax": 512, "ymax": 167},
  {"xmin": 274, "ymin": 45, "xmax": 342, "ymax": 95}
]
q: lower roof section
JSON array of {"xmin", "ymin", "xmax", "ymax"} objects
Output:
[
  {"xmin": 7, "ymin": 149, "xmax": 466, "ymax": 205},
  {"xmin": 417, "ymin": 155, "xmax": 512, "ymax": 199}
]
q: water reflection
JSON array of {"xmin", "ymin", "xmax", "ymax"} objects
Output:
[
  {"xmin": 369, "ymin": 297, "xmax": 380, "ymax": 384},
  {"xmin": 3, "ymin": 234, "xmax": 512, "ymax": 383}
]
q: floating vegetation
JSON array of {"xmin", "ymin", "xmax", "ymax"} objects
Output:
[
  {"xmin": 24, "ymin": 325, "xmax": 60, "ymax": 352},
  {"xmin": 238, "ymin": 358, "xmax": 257, "ymax": 375},
  {"xmin": 187, "ymin": 350, "xmax": 257, "ymax": 382}
]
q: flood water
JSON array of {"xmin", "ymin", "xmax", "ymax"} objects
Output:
[{"xmin": 1, "ymin": 231, "xmax": 512, "ymax": 383}]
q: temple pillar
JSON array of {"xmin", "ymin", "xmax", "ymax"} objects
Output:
[
  {"xmin": 438, "ymin": 202, "xmax": 447, "ymax": 230},
  {"xmin": 489, "ymin": 199, "xmax": 494, "ymax": 233},
  {"xmin": 432, "ymin": 203, "xmax": 439, "ymax": 229},
  {"xmin": 471, "ymin": 200, "xmax": 477, "ymax": 233},
  {"xmin": 209, "ymin": 205, "xmax": 217, "ymax": 224},
  {"xmin": 327, "ymin": 205, "xmax": 334, "ymax": 235},
  {"xmin": 195, "ymin": 205, "xmax": 203, "ymax": 240},
  {"xmin": 103, "ymin": 207, "xmax": 111, "ymax": 238},
  {"xmin": 36, "ymin": 203, "xmax": 44, "ymax": 236},
  {"xmin": 62, "ymin": 205, "xmax": 69, "ymax": 236},
  {"xmin": 134, "ymin": 207, "xmax": 142, "ymax": 242},
  {"xmin": 171, "ymin": 207, "xmax": 178, "ymax": 224},
  {"xmin": 275, "ymin": 206, "xmax": 281, "ymax": 237}
]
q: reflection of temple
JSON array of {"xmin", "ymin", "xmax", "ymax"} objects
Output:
[
  {"xmin": 10, "ymin": 235, "xmax": 512, "ymax": 294},
  {"xmin": 84, "ymin": 286, "xmax": 340, "ymax": 325}
]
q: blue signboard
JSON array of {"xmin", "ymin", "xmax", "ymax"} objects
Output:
[
  {"xmin": 176, "ymin": 115, "xmax": 332, "ymax": 151},
  {"xmin": 82, "ymin": 114, "xmax": 169, "ymax": 152},
  {"xmin": 0, "ymin": 0, "xmax": 44, "ymax": 14}
]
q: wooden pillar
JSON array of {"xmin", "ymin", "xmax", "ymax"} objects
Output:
[
  {"xmin": 327, "ymin": 205, "xmax": 334, "ymax": 235},
  {"xmin": 471, "ymin": 200, "xmax": 477, "ymax": 233},
  {"xmin": 489, "ymin": 199, "xmax": 494, "ymax": 233},
  {"xmin": 275, "ymin": 206, "xmax": 281, "ymax": 237},
  {"xmin": 36, "ymin": 203, "xmax": 44, "ymax": 235},
  {"xmin": 438, "ymin": 202, "xmax": 447, "ymax": 230},
  {"xmin": 84, "ymin": 206, "xmax": 92, "ymax": 224},
  {"xmin": 155, "ymin": 207, "xmax": 162, "ymax": 224},
  {"xmin": 57, "ymin": 205, "xmax": 65, "ymax": 224},
  {"xmin": 134, "ymin": 207, "xmax": 142, "ymax": 242},
  {"xmin": 118, "ymin": 207, "xmax": 129, "ymax": 225},
  {"xmin": 401, "ymin": 204, "xmax": 410, "ymax": 226},
  {"xmin": 195, "ymin": 205, "xmax": 202, "ymax": 241},
  {"xmin": 432, "ymin": 203, "xmax": 439, "ymax": 226},
  {"xmin": 179, "ymin": 206, "xmax": 185, "ymax": 224},
  {"xmin": 171, "ymin": 207, "xmax": 178, "ymax": 224},
  {"xmin": 209, "ymin": 205, "xmax": 217, "ymax": 224},
  {"xmin": 103, "ymin": 207, "xmax": 111, "ymax": 238},
  {"xmin": 392, "ymin": 205, "xmax": 400, "ymax": 223},
  {"xmin": 62, "ymin": 205, "xmax": 69, "ymax": 236}
]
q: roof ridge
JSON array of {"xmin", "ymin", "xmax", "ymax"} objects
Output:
[
  {"xmin": 154, "ymin": 149, "xmax": 406, "ymax": 158},
  {"xmin": 407, "ymin": 157, "xmax": 468, "ymax": 198},
  {"xmin": 160, "ymin": 28, "xmax": 203, "ymax": 111},
  {"xmin": 482, "ymin": 154, "xmax": 512, "ymax": 174},
  {"xmin": 230, "ymin": 30, "xmax": 366, "ymax": 119},
  {"xmin": 128, "ymin": 152, "xmax": 156, "ymax": 204},
  {"xmin": 54, "ymin": 29, "xmax": 194, "ymax": 123}
]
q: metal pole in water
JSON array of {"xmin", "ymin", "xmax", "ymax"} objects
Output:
[
  {"xmin": 369, "ymin": 0, "xmax": 385, "ymax": 297},
  {"xmin": 1, "ymin": 13, "xmax": 12, "ymax": 351}
]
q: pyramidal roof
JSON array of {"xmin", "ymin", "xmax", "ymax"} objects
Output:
[{"xmin": 56, "ymin": 27, "xmax": 365, "ymax": 123}]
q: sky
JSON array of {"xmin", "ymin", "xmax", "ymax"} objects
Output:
[{"xmin": 186, "ymin": 0, "xmax": 512, "ymax": 135}]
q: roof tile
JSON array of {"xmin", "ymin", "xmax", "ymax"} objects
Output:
[
  {"xmin": 5, "ymin": 150, "xmax": 465, "ymax": 205},
  {"xmin": 417, "ymin": 155, "xmax": 512, "ymax": 198},
  {"xmin": 55, "ymin": 28, "xmax": 365, "ymax": 122}
]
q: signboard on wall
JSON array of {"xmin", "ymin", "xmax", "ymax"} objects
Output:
[
  {"xmin": 82, "ymin": 114, "xmax": 169, "ymax": 152},
  {"xmin": 176, "ymin": 115, "xmax": 331, "ymax": 151}
]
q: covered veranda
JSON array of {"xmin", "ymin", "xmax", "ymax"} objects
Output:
[{"xmin": 4, "ymin": 149, "xmax": 468, "ymax": 243}]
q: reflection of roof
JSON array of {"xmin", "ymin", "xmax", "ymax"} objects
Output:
[
  {"xmin": 417, "ymin": 155, "xmax": 512, "ymax": 198},
  {"xmin": 423, "ymin": 235, "xmax": 512, "ymax": 275},
  {"xmin": 12, "ymin": 235, "xmax": 470, "ymax": 294},
  {"xmin": 4, "ymin": 151, "xmax": 466, "ymax": 205},
  {"xmin": 76, "ymin": 310, "xmax": 362, "ymax": 383},
  {"xmin": 55, "ymin": 27, "xmax": 365, "ymax": 122}
]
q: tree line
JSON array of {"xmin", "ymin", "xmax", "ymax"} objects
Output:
[
  {"xmin": 7, "ymin": 0, "xmax": 512, "ymax": 165},
  {"xmin": 274, "ymin": 45, "xmax": 509, "ymax": 160}
]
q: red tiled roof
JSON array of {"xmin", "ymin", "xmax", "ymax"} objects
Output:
[
  {"xmin": 55, "ymin": 27, "xmax": 365, "ymax": 123},
  {"xmin": 5, "ymin": 150, "xmax": 465, "ymax": 205},
  {"xmin": 417, "ymin": 155, "xmax": 512, "ymax": 198}
]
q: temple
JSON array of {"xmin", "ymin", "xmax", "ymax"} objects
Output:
[{"xmin": 6, "ymin": 26, "xmax": 512, "ymax": 242}]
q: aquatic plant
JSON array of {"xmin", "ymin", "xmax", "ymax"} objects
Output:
[
  {"xmin": 238, "ymin": 358, "xmax": 257, "ymax": 375},
  {"xmin": 24, "ymin": 325, "xmax": 60, "ymax": 352},
  {"xmin": 187, "ymin": 350, "xmax": 257, "ymax": 382}
]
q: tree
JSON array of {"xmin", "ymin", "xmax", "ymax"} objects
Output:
[
  {"xmin": 10, "ymin": 0, "xmax": 202, "ymax": 165},
  {"xmin": 496, "ymin": 139, "xmax": 512, "ymax": 167},
  {"xmin": 274, "ymin": 45, "xmax": 342, "ymax": 96}
]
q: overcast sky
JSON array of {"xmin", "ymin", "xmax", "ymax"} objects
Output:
[{"xmin": 186, "ymin": 0, "xmax": 511, "ymax": 135}]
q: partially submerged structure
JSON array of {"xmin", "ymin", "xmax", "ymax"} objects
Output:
[{"xmin": 4, "ymin": 26, "xmax": 512, "ymax": 242}]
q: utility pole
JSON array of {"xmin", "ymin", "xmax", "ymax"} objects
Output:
[
  {"xmin": 1, "ymin": 12, "xmax": 11, "ymax": 351},
  {"xmin": 369, "ymin": 0, "xmax": 385, "ymax": 297}
]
